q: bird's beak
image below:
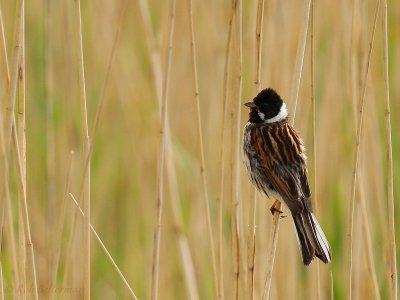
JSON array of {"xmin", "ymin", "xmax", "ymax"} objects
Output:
[{"xmin": 244, "ymin": 101, "xmax": 256, "ymax": 108}]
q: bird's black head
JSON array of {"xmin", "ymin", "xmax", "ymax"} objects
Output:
[{"xmin": 244, "ymin": 88, "xmax": 287, "ymax": 124}]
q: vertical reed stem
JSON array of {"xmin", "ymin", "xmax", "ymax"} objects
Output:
[
  {"xmin": 17, "ymin": 1, "xmax": 27, "ymax": 296},
  {"xmin": 11, "ymin": 124, "xmax": 39, "ymax": 300},
  {"xmin": 2, "ymin": 0, "xmax": 38, "ymax": 298},
  {"xmin": 0, "ymin": 2, "xmax": 19, "ymax": 298},
  {"xmin": 262, "ymin": 208, "xmax": 281, "ymax": 300},
  {"xmin": 347, "ymin": 2, "xmax": 379, "ymax": 299},
  {"xmin": 138, "ymin": 1, "xmax": 199, "ymax": 298},
  {"xmin": 232, "ymin": 0, "xmax": 245, "ymax": 298},
  {"xmin": 3, "ymin": 0, "xmax": 23, "ymax": 152},
  {"xmin": 150, "ymin": 0, "xmax": 176, "ymax": 299},
  {"xmin": 187, "ymin": 0, "xmax": 218, "ymax": 297},
  {"xmin": 248, "ymin": 1, "xmax": 265, "ymax": 299},
  {"xmin": 382, "ymin": 1, "xmax": 397, "ymax": 299},
  {"xmin": 217, "ymin": 1, "xmax": 237, "ymax": 299},
  {"xmin": 74, "ymin": 0, "xmax": 91, "ymax": 298},
  {"xmin": 0, "ymin": 4, "xmax": 9, "ymax": 79}
]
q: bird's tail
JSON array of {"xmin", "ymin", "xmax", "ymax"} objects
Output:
[{"xmin": 292, "ymin": 210, "xmax": 331, "ymax": 265}]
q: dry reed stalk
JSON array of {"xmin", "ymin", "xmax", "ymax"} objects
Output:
[
  {"xmin": 0, "ymin": 123, "xmax": 18, "ymax": 300},
  {"xmin": 16, "ymin": 141, "xmax": 26, "ymax": 300},
  {"xmin": 69, "ymin": 193, "xmax": 138, "ymax": 299},
  {"xmin": 382, "ymin": 2, "xmax": 397, "ymax": 299},
  {"xmin": 231, "ymin": 0, "xmax": 246, "ymax": 298},
  {"xmin": 0, "ymin": 4, "xmax": 9, "ymax": 79},
  {"xmin": 1, "ymin": 5, "xmax": 24, "ymax": 258},
  {"xmin": 253, "ymin": 0, "xmax": 264, "ymax": 94},
  {"xmin": 255, "ymin": 193, "xmax": 267, "ymax": 298},
  {"xmin": 11, "ymin": 124, "xmax": 38, "ymax": 300},
  {"xmin": 17, "ymin": 2, "xmax": 27, "ymax": 296},
  {"xmin": 247, "ymin": 1, "xmax": 265, "ymax": 299},
  {"xmin": 217, "ymin": 11, "xmax": 231, "ymax": 300},
  {"xmin": 263, "ymin": 1, "xmax": 311, "ymax": 299},
  {"xmin": 310, "ymin": 0, "xmax": 321, "ymax": 298},
  {"xmin": 4, "ymin": 188, "xmax": 20, "ymax": 299},
  {"xmin": 0, "ymin": 3, "xmax": 20, "ymax": 297},
  {"xmin": 350, "ymin": 0, "xmax": 361, "ymax": 129},
  {"xmin": 262, "ymin": 207, "xmax": 281, "ymax": 300},
  {"xmin": 216, "ymin": 3, "xmax": 237, "ymax": 299},
  {"xmin": 187, "ymin": 0, "xmax": 219, "ymax": 297},
  {"xmin": 349, "ymin": 5, "xmax": 360, "ymax": 297},
  {"xmin": 3, "ymin": 0, "xmax": 23, "ymax": 152},
  {"xmin": 347, "ymin": 2, "xmax": 380, "ymax": 299},
  {"xmin": 137, "ymin": 1, "xmax": 199, "ymax": 298},
  {"xmin": 226, "ymin": 94, "xmax": 235, "ymax": 299},
  {"xmin": 1, "ymin": 0, "xmax": 39, "ymax": 297},
  {"xmin": 247, "ymin": 188, "xmax": 257, "ymax": 300},
  {"xmin": 231, "ymin": 122, "xmax": 240, "ymax": 300},
  {"xmin": 150, "ymin": 0, "xmax": 176, "ymax": 299},
  {"xmin": 352, "ymin": 208, "xmax": 362, "ymax": 300},
  {"xmin": 73, "ymin": 0, "xmax": 91, "ymax": 298}
]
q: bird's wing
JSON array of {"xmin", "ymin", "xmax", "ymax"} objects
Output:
[{"xmin": 254, "ymin": 123, "xmax": 312, "ymax": 214}]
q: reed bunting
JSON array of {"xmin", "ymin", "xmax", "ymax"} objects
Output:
[{"xmin": 242, "ymin": 88, "xmax": 331, "ymax": 265}]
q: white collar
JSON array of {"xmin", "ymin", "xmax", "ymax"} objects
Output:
[{"xmin": 265, "ymin": 103, "xmax": 288, "ymax": 123}]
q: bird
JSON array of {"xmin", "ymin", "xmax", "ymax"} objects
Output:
[{"xmin": 242, "ymin": 87, "xmax": 331, "ymax": 265}]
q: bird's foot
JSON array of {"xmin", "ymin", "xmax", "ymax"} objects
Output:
[{"xmin": 270, "ymin": 200, "xmax": 283, "ymax": 215}]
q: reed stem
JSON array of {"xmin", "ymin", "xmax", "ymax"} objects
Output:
[
  {"xmin": 347, "ymin": 2, "xmax": 380, "ymax": 299},
  {"xmin": 382, "ymin": 1, "xmax": 397, "ymax": 298},
  {"xmin": 248, "ymin": 1, "xmax": 265, "ymax": 299},
  {"xmin": 150, "ymin": 0, "xmax": 176, "ymax": 299},
  {"xmin": 187, "ymin": 0, "xmax": 218, "ymax": 297},
  {"xmin": 74, "ymin": 0, "xmax": 91, "ymax": 298}
]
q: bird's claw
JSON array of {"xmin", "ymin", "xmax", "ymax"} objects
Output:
[{"xmin": 270, "ymin": 199, "xmax": 283, "ymax": 215}]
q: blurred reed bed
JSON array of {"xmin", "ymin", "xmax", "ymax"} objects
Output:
[{"xmin": 0, "ymin": 0, "xmax": 398, "ymax": 299}]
